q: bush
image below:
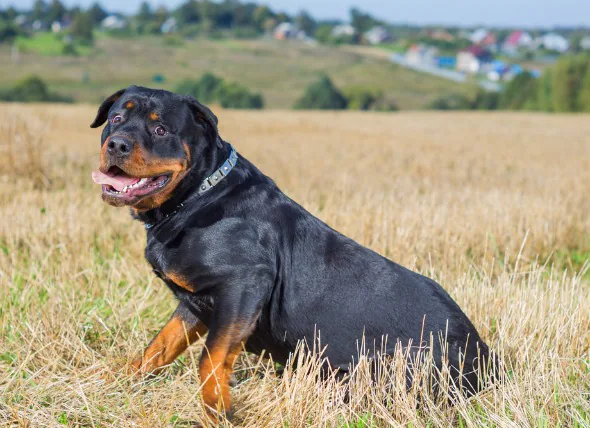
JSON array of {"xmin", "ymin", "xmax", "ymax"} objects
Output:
[
  {"xmin": 473, "ymin": 90, "xmax": 500, "ymax": 110},
  {"xmin": 427, "ymin": 93, "xmax": 473, "ymax": 110},
  {"xmin": 0, "ymin": 76, "xmax": 73, "ymax": 103},
  {"xmin": 216, "ymin": 82, "xmax": 263, "ymax": 109},
  {"xmin": 551, "ymin": 55, "xmax": 589, "ymax": 112},
  {"xmin": 499, "ymin": 72, "xmax": 537, "ymax": 110},
  {"xmin": 176, "ymin": 73, "xmax": 224, "ymax": 103},
  {"xmin": 176, "ymin": 73, "xmax": 264, "ymax": 109},
  {"xmin": 294, "ymin": 76, "xmax": 348, "ymax": 110},
  {"xmin": 344, "ymin": 87, "xmax": 399, "ymax": 111}
]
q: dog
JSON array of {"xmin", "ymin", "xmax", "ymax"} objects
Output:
[{"xmin": 91, "ymin": 86, "xmax": 492, "ymax": 421}]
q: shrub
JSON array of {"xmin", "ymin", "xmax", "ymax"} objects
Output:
[
  {"xmin": 499, "ymin": 72, "xmax": 537, "ymax": 110},
  {"xmin": 427, "ymin": 93, "xmax": 473, "ymax": 110},
  {"xmin": 294, "ymin": 76, "xmax": 348, "ymax": 110},
  {"xmin": 216, "ymin": 82, "xmax": 263, "ymax": 109},
  {"xmin": 176, "ymin": 73, "xmax": 264, "ymax": 109},
  {"xmin": 473, "ymin": 89, "xmax": 500, "ymax": 110},
  {"xmin": 0, "ymin": 76, "xmax": 73, "ymax": 103},
  {"xmin": 551, "ymin": 55, "xmax": 589, "ymax": 112},
  {"xmin": 176, "ymin": 73, "xmax": 224, "ymax": 103},
  {"xmin": 344, "ymin": 87, "xmax": 399, "ymax": 112}
]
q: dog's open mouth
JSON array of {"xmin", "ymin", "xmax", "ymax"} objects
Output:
[{"xmin": 92, "ymin": 166, "xmax": 170, "ymax": 199}]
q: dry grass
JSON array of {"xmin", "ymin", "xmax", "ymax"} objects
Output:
[{"xmin": 0, "ymin": 104, "xmax": 589, "ymax": 427}]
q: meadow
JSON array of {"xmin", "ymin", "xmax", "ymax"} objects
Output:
[
  {"xmin": 0, "ymin": 104, "xmax": 588, "ymax": 427},
  {"xmin": 0, "ymin": 35, "xmax": 474, "ymax": 109}
]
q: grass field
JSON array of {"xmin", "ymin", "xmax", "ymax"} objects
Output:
[
  {"xmin": 1, "ymin": 34, "xmax": 475, "ymax": 109},
  {"xmin": 0, "ymin": 104, "xmax": 589, "ymax": 426}
]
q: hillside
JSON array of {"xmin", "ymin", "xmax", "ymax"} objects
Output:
[{"xmin": 0, "ymin": 35, "xmax": 476, "ymax": 109}]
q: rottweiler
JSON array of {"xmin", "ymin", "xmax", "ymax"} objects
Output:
[{"xmin": 91, "ymin": 86, "xmax": 492, "ymax": 421}]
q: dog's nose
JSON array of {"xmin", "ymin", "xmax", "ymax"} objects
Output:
[{"xmin": 107, "ymin": 136, "xmax": 133, "ymax": 157}]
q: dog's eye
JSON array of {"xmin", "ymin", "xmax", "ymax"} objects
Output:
[
  {"xmin": 154, "ymin": 125, "xmax": 167, "ymax": 136},
  {"xmin": 111, "ymin": 114, "xmax": 122, "ymax": 124}
]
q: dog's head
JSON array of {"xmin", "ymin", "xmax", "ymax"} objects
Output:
[{"xmin": 91, "ymin": 86, "xmax": 219, "ymax": 210}]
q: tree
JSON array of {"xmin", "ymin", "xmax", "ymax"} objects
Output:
[
  {"xmin": 70, "ymin": 11, "xmax": 94, "ymax": 45},
  {"xmin": 176, "ymin": 73, "xmax": 264, "ymax": 109},
  {"xmin": 216, "ymin": 82, "xmax": 264, "ymax": 109},
  {"xmin": 47, "ymin": 0, "xmax": 66, "ymax": 23},
  {"xmin": 535, "ymin": 69, "xmax": 553, "ymax": 112},
  {"xmin": 31, "ymin": 0, "xmax": 48, "ymax": 23},
  {"xmin": 136, "ymin": 1, "xmax": 153, "ymax": 23},
  {"xmin": 294, "ymin": 75, "xmax": 348, "ymax": 110},
  {"xmin": 578, "ymin": 68, "xmax": 590, "ymax": 112},
  {"xmin": 295, "ymin": 10, "xmax": 316, "ymax": 35},
  {"xmin": 551, "ymin": 55, "xmax": 589, "ymax": 112},
  {"xmin": 175, "ymin": 0, "xmax": 201, "ymax": 25},
  {"xmin": 350, "ymin": 7, "xmax": 379, "ymax": 34},
  {"xmin": 314, "ymin": 24, "xmax": 333, "ymax": 44},
  {"xmin": 253, "ymin": 6, "xmax": 273, "ymax": 30},
  {"xmin": 473, "ymin": 89, "xmax": 500, "ymax": 110},
  {"xmin": 88, "ymin": 2, "xmax": 108, "ymax": 25},
  {"xmin": 154, "ymin": 6, "xmax": 170, "ymax": 27},
  {"xmin": 499, "ymin": 72, "xmax": 538, "ymax": 110}
]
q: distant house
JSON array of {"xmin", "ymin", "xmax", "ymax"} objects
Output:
[
  {"xmin": 101, "ymin": 15, "xmax": 127, "ymax": 30},
  {"xmin": 160, "ymin": 17, "xmax": 177, "ymax": 34},
  {"xmin": 331, "ymin": 24, "xmax": 356, "ymax": 38},
  {"xmin": 364, "ymin": 26, "xmax": 392, "ymax": 45},
  {"xmin": 579, "ymin": 36, "xmax": 590, "ymax": 50},
  {"xmin": 428, "ymin": 29, "xmax": 456, "ymax": 42},
  {"xmin": 14, "ymin": 15, "xmax": 27, "ymax": 27},
  {"xmin": 470, "ymin": 28, "xmax": 496, "ymax": 46},
  {"xmin": 540, "ymin": 33, "xmax": 569, "ymax": 52},
  {"xmin": 405, "ymin": 44, "xmax": 439, "ymax": 67},
  {"xmin": 502, "ymin": 31, "xmax": 533, "ymax": 54},
  {"xmin": 457, "ymin": 45, "xmax": 493, "ymax": 73},
  {"xmin": 32, "ymin": 19, "xmax": 45, "ymax": 32},
  {"xmin": 51, "ymin": 21, "xmax": 62, "ymax": 33},
  {"xmin": 274, "ymin": 22, "xmax": 306, "ymax": 41}
]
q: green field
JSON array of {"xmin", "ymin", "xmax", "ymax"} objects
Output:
[{"xmin": 1, "ymin": 34, "xmax": 475, "ymax": 109}]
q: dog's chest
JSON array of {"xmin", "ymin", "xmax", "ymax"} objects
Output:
[{"xmin": 144, "ymin": 235, "xmax": 197, "ymax": 293}]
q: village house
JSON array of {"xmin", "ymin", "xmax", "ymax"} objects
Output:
[
  {"xmin": 579, "ymin": 36, "xmax": 590, "ymax": 50},
  {"xmin": 331, "ymin": 24, "xmax": 356, "ymax": 38},
  {"xmin": 539, "ymin": 32, "xmax": 569, "ymax": 52},
  {"xmin": 364, "ymin": 26, "xmax": 392, "ymax": 45},
  {"xmin": 160, "ymin": 17, "xmax": 178, "ymax": 34},
  {"xmin": 428, "ymin": 29, "xmax": 456, "ymax": 42},
  {"xmin": 405, "ymin": 44, "xmax": 439, "ymax": 67},
  {"xmin": 470, "ymin": 28, "xmax": 497, "ymax": 49},
  {"xmin": 101, "ymin": 15, "xmax": 127, "ymax": 30},
  {"xmin": 274, "ymin": 22, "xmax": 306, "ymax": 41},
  {"xmin": 502, "ymin": 31, "xmax": 533, "ymax": 55},
  {"xmin": 456, "ymin": 45, "xmax": 493, "ymax": 74}
]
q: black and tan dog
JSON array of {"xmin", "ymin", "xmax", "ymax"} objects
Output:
[{"xmin": 91, "ymin": 86, "xmax": 492, "ymax": 421}]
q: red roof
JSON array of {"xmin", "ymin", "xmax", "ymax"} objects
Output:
[
  {"xmin": 463, "ymin": 45, "xmax": 490, "ymax": 57},
  {"xmin": 505, "ymin": 31, "xmax": 523, "ymax": 46}
]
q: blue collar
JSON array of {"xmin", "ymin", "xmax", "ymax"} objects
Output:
[{"xmin": 144, "ymin": 145, "xmax": 238, "ymax": 229}]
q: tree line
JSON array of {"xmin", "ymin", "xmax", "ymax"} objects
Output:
[{"xmin": 430, "ymin": 54, "xmax": 590, "ymax": 112}]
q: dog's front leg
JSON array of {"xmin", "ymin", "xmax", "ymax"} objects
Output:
[
  {"xmin": 199, "ymin": 290, "xmax": 260, "ymax": 423},
  {"xmin": 130, "ymin": 302, "xmax": 208, "ymax": 375}
]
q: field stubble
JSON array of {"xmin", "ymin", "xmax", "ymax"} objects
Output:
[{"xmin": 0, "ymin": 104, "xmax": 589, "ymax": 426}]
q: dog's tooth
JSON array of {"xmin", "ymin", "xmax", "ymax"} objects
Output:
[{"xmin": 122, "ymin": 186, "xmax": 128, "ymax": 193}]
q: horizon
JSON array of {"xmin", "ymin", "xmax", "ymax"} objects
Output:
[{"xmin": 5, "ymin": 0, "xmax": 590, "ymax": 29}]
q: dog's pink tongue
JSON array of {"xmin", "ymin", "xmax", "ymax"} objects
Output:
[{"xmin": 92, "ymin": 170, "xmax": 139, "ymax": 191}]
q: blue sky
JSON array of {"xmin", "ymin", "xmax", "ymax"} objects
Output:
[{"xmin": 5, "ymin": 0, "xmax": 590, "ymax": 27}]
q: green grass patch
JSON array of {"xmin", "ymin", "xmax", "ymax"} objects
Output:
[{"xmin": 15, "ymin": 33, "xmax": 93, "ymax": 56}]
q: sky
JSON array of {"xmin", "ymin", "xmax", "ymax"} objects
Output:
[{"xmin": 5, "ymin": 0, "xmax": 590, "ymax": 28}]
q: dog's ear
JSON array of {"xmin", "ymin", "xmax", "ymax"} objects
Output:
[
  {"xmin": 184, "ymin": 95, "xmax": 220, "ymax": 147},
  {"xmin": 90, "ymin": 88, "xmax": 127, "ymax": 128}
]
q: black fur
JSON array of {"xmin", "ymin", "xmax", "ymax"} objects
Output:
[{"xmin": 93, "ymin": 86, "xmax": 492, "ymax": 395}]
